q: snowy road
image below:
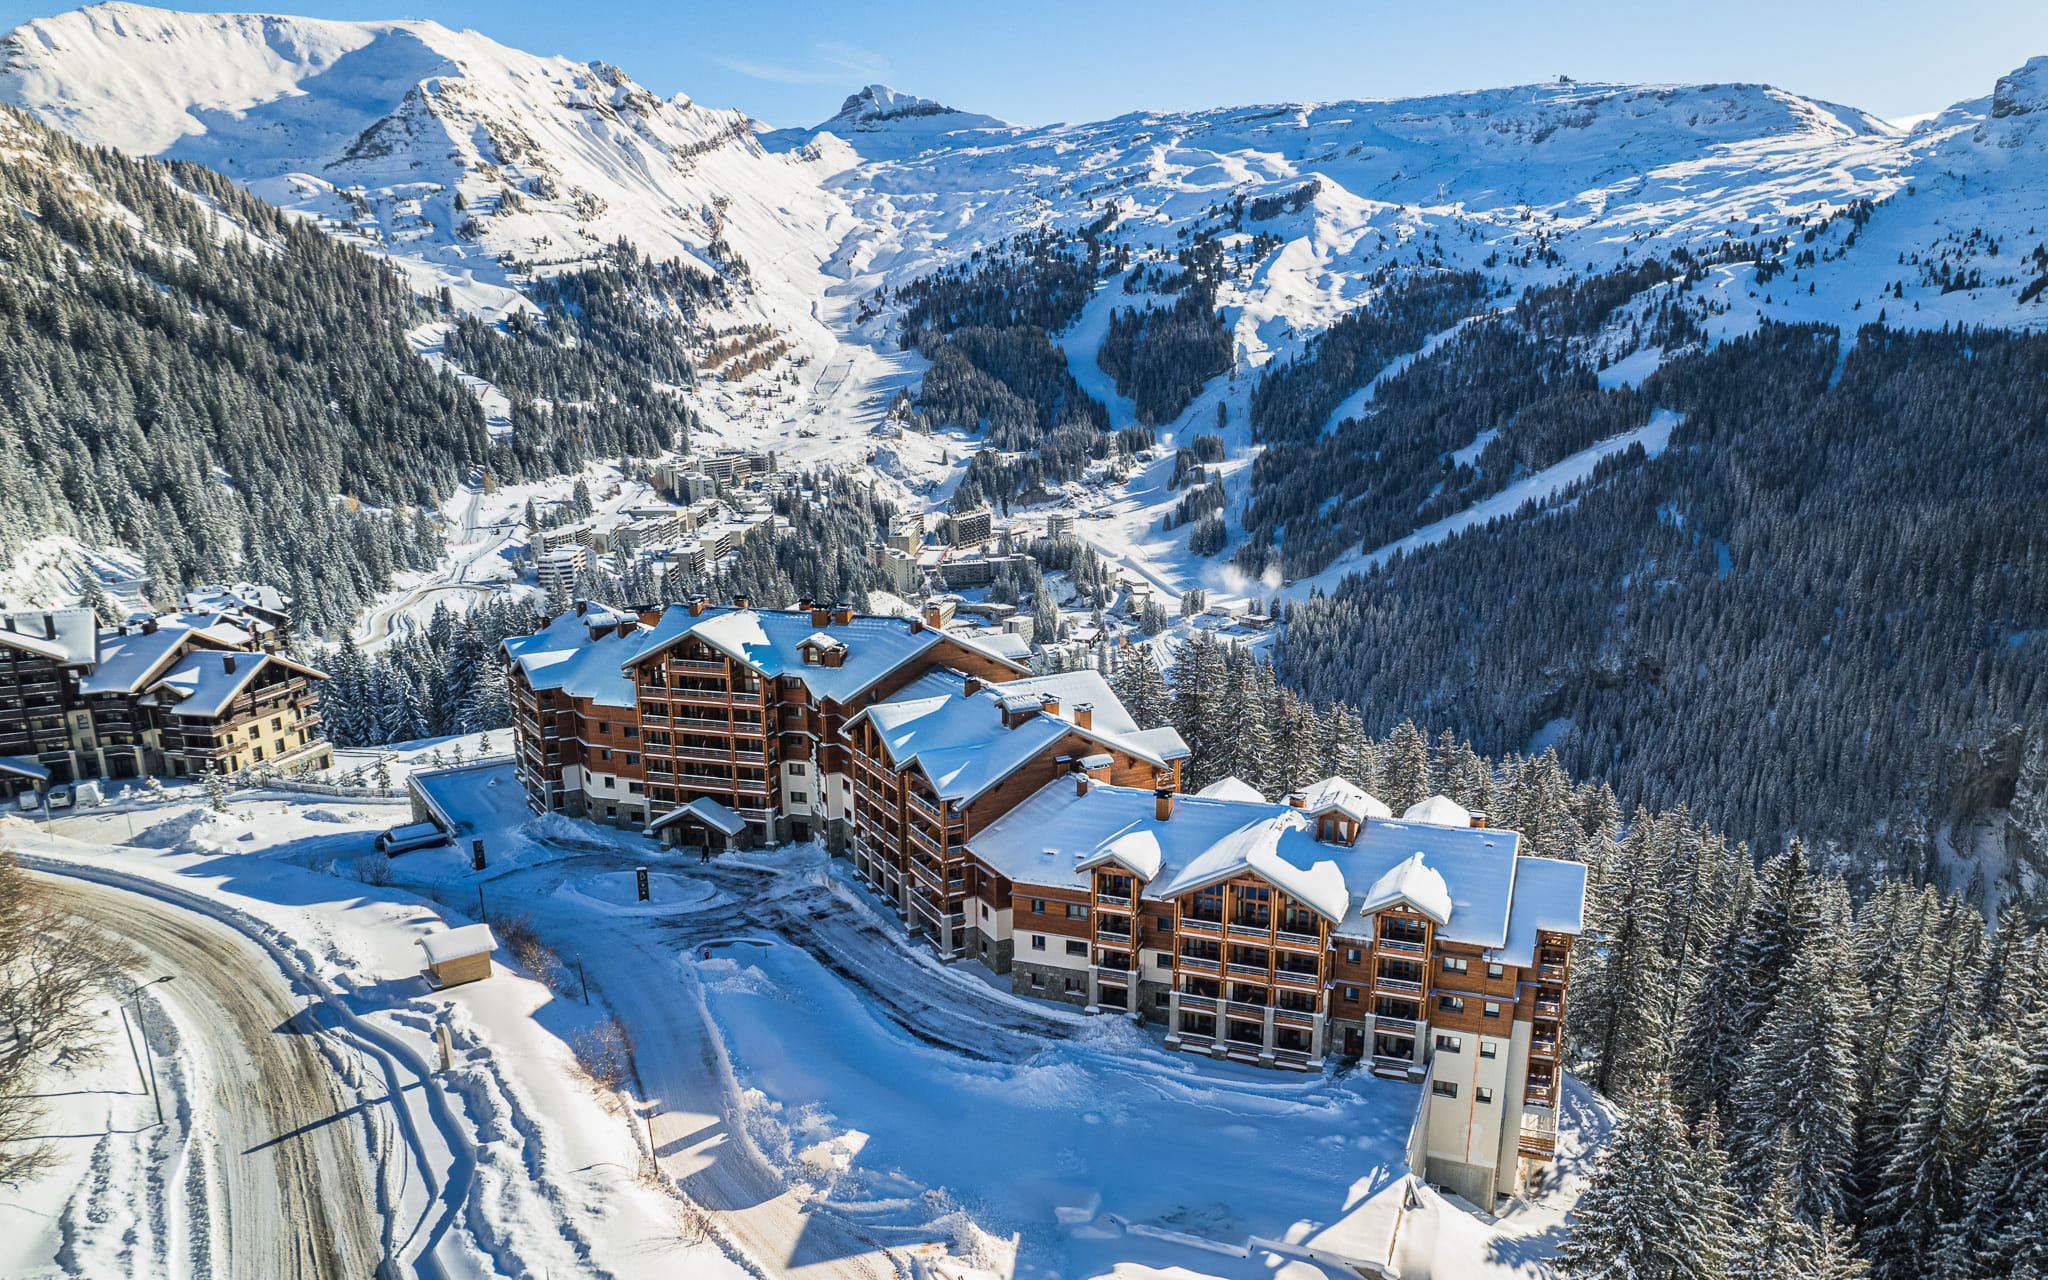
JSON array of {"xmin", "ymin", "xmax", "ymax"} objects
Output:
[{"xmin": 35, "ymin": 875, "xmax": 386, "ymax": 1280}]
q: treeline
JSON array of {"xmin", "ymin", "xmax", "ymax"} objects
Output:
[
  {"xmin": 1236, "ymin": 322, "xmax": 1648, "ymax": 580},
  {"xmin": 0, "ymin": 107, "xmax": 486, "ymax": 633},
  {"xmin": 443, "ymin": 240, "xmax": 708, "ymax": 478},
  {"xmin": 1561, "ymin": 827, "xmax": 2047, "ymax": 1280},
  {"xmin": 320, "ymin": 595, "xmax": 547, "ymax": 747},
  {"xmin": 1277, "ymin": 321, "xmax": 2048, "ymax": 905},
  {"xmin": 1096, "ymin": 235, "xmax": 1234, "ymax": 424},
  {"xmin": 1247, "ymin": 270, "xmax": 1488, "ymax": 444}
]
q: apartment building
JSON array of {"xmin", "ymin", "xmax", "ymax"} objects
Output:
[
  {"xmin": 961, "ymin": 778, "xmax": 1584, "ymax": 1206},
  {"xmin": 0, "ymin": 601, "xmax": 330, "ymax": 789},
  {"xmin": 840, "ymin": 669, "xmax": 1190, "ymax": 957},
  {"xmin": 501, "ymin": 599, "xmax": 1032, "ymax": 842}
]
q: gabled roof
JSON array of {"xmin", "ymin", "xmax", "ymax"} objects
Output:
[
  {"xmin": 649, "ymin": 795, "xmax": 749, "ymax": 836},
  {"xmin": 1196, "ymin": 776, "xmax": 1266, "ymax": 803},
  {"xmin": 1356, "ymin": 851, "xmax": 1453, "ymax": 924},
  {"xmin": 1402, "ymin": 794, "xmax": 1472, "ymax": 827},
  {"xmin": 79, "ymin": 623, "xmax": 237, "ymax": 696},
  {"xmin": 143, "ymin": 652, "xmax": 327, "ymax": 719},
  {"xmin": 1300, "ymin": 776, "xmax": 1392, "ymax": 822}
]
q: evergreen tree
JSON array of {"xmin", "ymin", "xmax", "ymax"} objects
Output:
[
  {"xmin": 1554, "ymin": 1085, "xmax": 1733, "ymax": 1280},
  {"xmin": 1571, "ymin": 814, "xmax": 1673, "ymax": 1100},
  {"xmin": 202, "ymin": 764, "xmax": 228, "ymax": 814},
  {"xmin": 1380, "ymin": 718, "xmax": 1431, "ymax": 813},
  {"xmin": 1936, "ymin": 1006, "xmax": 2048, "ymax": 1278}
]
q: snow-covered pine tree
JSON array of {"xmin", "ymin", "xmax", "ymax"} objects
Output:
[
  {"xmin": 77, "ymin": 574, "xmax": 122, "ymax": 625},
  {"xmin": 1570, "ymin": 813, "xmax": 1673, "ymax": 1100},
  {"xmin": 1934, "ymin": 1004, "xmax": 2048, "ymax": 1279},
  {"xmin": 1169, "ymin": 632, "xmax": 1227, "ymax": 789},
  {"xmin": 202, "ymin": 763, "xmax": 228, "ymax": 814},
  {"xmin": 1111, "ymin": 655, "xmax": 1171, "ymax": 732},
  {"xmin": 1863, "ymin": 1033, "xmax": 2003, "ymax": 1280},
  {"xmin": 1379, "ymin": 719, "xmax": 1431, "ymax": 814},
  {"xmin": 1553, "ymin": 1084, "xmax": 1734, "ymax": 1280},
  {"xmin": 1730, "ymin": 881, "xmax": 1867, "ymax": 1219}
]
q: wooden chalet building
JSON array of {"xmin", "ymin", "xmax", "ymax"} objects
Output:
[
  {"xmin": 964, "ymin": 779, "xmax": 1585, "ymax": 1207},
  {"xmin": 0, "ymin": 599, "xmax": 330, "ymax": 792}
]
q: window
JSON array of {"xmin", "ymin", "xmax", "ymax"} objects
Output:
[
  {"xmin": 1438, "ymin": 995, "xmax": 1465, "ymax": 1014},
  {"xmin": 1432, "ymin": 1081, "xmax": 1459, "ymax": 1099},
  {"xmin": 1155, "ymin": 991, "xmax": 1170, "ymax": 1007},
  {"xmin": 1157, "ymin": 914, "xmax": 1173, "ymax": 931},
  {"xmin": 1442, "ymin": 957, "xmax": 1468, "ymax": 974},
  {"xmin": 1156, "ymin": 952, "xmax": 1173, "ymax": 968},
  {"xmin": 788, "ymin": 791, "xmax": 807, "ymax": 804},
  {"xmin": 982, "ymin": 905, "xmax": 991, "ymax": 920},
  {"xmin": 1029, "ymin": 971, "xmax": 1044, "ymax": 987},
  {"xmin": 1475, "ymin": 1087, "xmax": 1494, "ymax": 1104},
  {"xmin": 1480, "ymin": 1040, "xmax": 1498, "ymax": 1059},
  {"xmin": 1483, "ymin": 1001, "xmax": 1502, "ymax": 1019},
  {"xmin": 1031, "ymin": 936, "xmax": 1046, "ymax": 951},
  {"xmin": 1065, "ymin": 940, "xmax": 1088, "ymax": 956},
  {"xmin": 628, "ymin": 782, "xmax": 643, "ymax": 794},
  {"xmin": 1487, "ymin": 963, "xmax": 1504, "ymax": 980},
  {"xmin": 1435, "ymin": 1034, "xmax": 1463, "ymax": 1053},
  {"xmin": 1065, "ymin": 977, "xmax": 1081, "ymax": 992},
  {"xmin": 624, "ymin": 725, "xmax": 638, "ymax": 738},
  {"xmin": 789, "ymin": 762, "xmax": 807, "ymax": 775},
  {"xmin": 1346, "ymin": 948, "xmax": 1362, "ymax": 964},
  {"xmin": 1066, "ymin": 904, "xmax": 1088, "ymax": 920},
  {"xmin": 624, "ymin": 754, "xmax": 639, "ymax": 766},
  {"xmin": 603, "ymin": 777, "xmax": 615, "ymax": 789},
  {"xmin": 598, "ymin": 722, "xmax": 610, "ymax": 735},
  {"xmin": 1342, "ymin": 985, "xmax": 1360, "ymax": 1003},
  {"xmin": 601, "ymin": 749, "xmax": 613, "ymax": 761},
  {"xmin": 1031, "ymin": 899, "xmax": 1046, "ymax": 915},
  {"xmin": 270, "ymin": 717, "xmax": 282, "ymax": 731}
]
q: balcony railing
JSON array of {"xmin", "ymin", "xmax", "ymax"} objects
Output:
[
  {"xmin": 1273, "ymin": 968, "xmax": 1322, "ymax": 991},
  {"xmin": 1378, "ymin": 936, "xmax": 1426, "ymax": 955},
  {"xmin": 1375, "ymin": 1015, "xmax": 1419, "ymax": 1034},
  {"xmin": 1095, "ymin": 892, "xmax": 1132, "ymax": 910},
  {"xmin": 1539, "ymin": 961, "xmax": 1568, "ymax": 980},
  {"xmin": 1534, "ymin": 999, "xmax": 1563, "ymax": 1019},
  {"xmin": 1224, "ymin": 1000, "xmax": 1268, "ymax": 1019},
  {"xmin": 1178, "ymin": 994, "xmax": 1217, "ymax": 1014},
  {"xmin": 1225, "ymin": 962, "xmax": 1269, "ymax": 979},
  {"xmin": 1178, "ymin": 955, "xmax": 1220, "ymax": 974},
  {"xmin": 1525, "ymin": 1082, "xmax": 1555, "ymax": 1104},
  {"xmin": 1275, "ymin": 929, "xmax": 1322, "ymax": 951},
  {"xmin": 1530, "ymin": 1036, "xmax": 1559, "ymax": 1059},
  {"xmin": 669, "ymin": 658, "xmax": 729, "ymax": 673},
  {"xmin": 1094, "ymin": 966, "xmax": 1130, "ymax": 986},
  {"xmin": 1375, "ymin": 976, "xmax": 1422, "ymax": 995},
  {"xmin": 1274, "ymin": 1008, "xmax": 1317, "ymax": 1029},
  {"xmin": 1226, "ymin": 922, "xmax": 1271, "ymax": 942},
  {"xmin": 1179, "ymin": 917, "xmax": 1222, "ymax": 936}
]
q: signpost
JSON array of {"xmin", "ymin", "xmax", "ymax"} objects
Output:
[{"xmin": 636, "ymin": 866, "xmax": 650, "ymax": 902}]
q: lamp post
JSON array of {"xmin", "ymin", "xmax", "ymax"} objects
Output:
[{"xmin": 129, "ymin": 975, "xmax": 175, "ymax": 1126}]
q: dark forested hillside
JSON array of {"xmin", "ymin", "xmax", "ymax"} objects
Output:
[{"xmin": 1277, "ymin": 321, "xmax": 2048, "ymax": 898}]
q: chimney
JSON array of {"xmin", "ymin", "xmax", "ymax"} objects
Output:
[
  {"xmin": 1075, "ymin": 770, "xmax": 1092, "ymax": 797},
  {"xmin": 142, "ymin": 618, "xmax": 158, "ymax": 635},
  {"xmin": 1154, "ymin": 789, "xmax": 1174, "ymax": 822},
  {"xmin": 687, "ymin": 597, "xmax": 706, "ymax": 617},
  {"xmin": 733, "ymin": 595, "xmax": 750, "ymax": 610},
  {"xmin": 809, "ymin": 603, "xmax": 831, "ymax": 627},
  {"xmin": 1073, "ymin": 702, "xmax": 1093, "ymax": 729},
  {"xmin": 223, "ymin": 654, "xmax": 237, "ymax": 675},
  {"xmin": 923, "ymin": 601, "xmax": 945, "ymax": 629},
  {"xmin": 1469, "ymin": 811, "xmax": 1488, "ymax": 829},
  {"xmin": 575, "ymin": 601, "xmax": 589, "ymax": 618},
  {"xmin": 1041, "ymin": 696, "xmax": 1059, "ymax": 718},
  {"xmin": 638, "ymin": 609, "xmax": 662, "ymax": 628},
  {"xmin": 963, "ymin": 676, "xmax": 985, "ymax": 699},
  {"xmin": 42, "ymin": 613, "xmax": 55, "ymax": 639},
  {"xmin": 910, "ymin": 616, "xmax": 924, "ymax": 634},
  {"xmin": 835, "ymin": 601, "xmax": 854, "ymax": 626},
  {"xmin": 1287, "ymin": 793, "xmax": 1306, "ymax": 808}
]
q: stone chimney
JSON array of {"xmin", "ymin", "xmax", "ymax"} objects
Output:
[
  {"xmin": 1470, "ymin": 811, "xmax": 1488, "ymax": 829},
  {"xmin": 1073, "ymin": 702, "xmax": 1093, "ymax": 729},
  {"xmin": 1155, "ymin": 789, "xmax": 1174, "ymax": 822}
]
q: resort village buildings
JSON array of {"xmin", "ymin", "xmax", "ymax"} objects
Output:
[
  {"xmin": 0, "ymin": 586, "xmax": 331, "ymax": 795},
  {"xmin": 503, "ymin": 599, "xmax": 1586, "ymax": 1205}
]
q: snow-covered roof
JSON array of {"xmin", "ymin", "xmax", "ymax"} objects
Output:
[
  {"xmin": 0, "ymin": 608, "xmax": 98, "ymax": 664},
  {"xmin": 1496, "ymin": 856, "xmax": 1589, "ymax": 967},
  {"xmin": 418, "ymin": 923, "xmax": 496, "ymax": 966},
  {"xmin": 1356, "ymin": 851, "xmax": 1454, "ymax": 925},
  {"xmin": 0, "ymin": 755, "xmax": 51, "ymax": 781},
  {"xmin": 184, "ymin": 582, "xmax": 289, "ymax": 616},
  {"xmin": 648, "ymin": 795, "xmax": 748, "ymax": 836},
  {"xmin": 1300, "ymin": 776, "xmax": 1392, "ymax": 821},
  {"xmin": 1401, "ymin": 794, "xmax": 1472, "ymax": 827},
  {"xmin": 1196, "ymin": 776, "xmax": 1266, "ymax": 803},
  {"xmin": 79, "ymin": 624, "xmax": 220, "ymax": 695},
  {"xmin": 970, "ymin": 780, "xmax": 1548, "ymax": 945},
  {"xmin": 844, "ymin": 669, "xmax": 1181, "ymax": 807},
  {"xmin": 144, "ymin": 652, "xmax": 326, "ymax": 719}
]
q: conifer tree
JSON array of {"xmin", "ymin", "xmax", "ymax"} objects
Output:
[
  {"xmin": 1111, "ymin": 654, "xmax": 1171, "ymax": 732},
  {"xmin": 1572, "ymin": 815, "xmax": 1673, "ymax": 1100},
  {"xmin": 1936, "ymin": 1005, "xmax": 2048, "ymax": 1278},
  {"xmin": 1380, "ymin": 719, "xmax": 1431, "ymax": 814},
  {"xmin": 1554, "ymin": 1085, "xmax": 1733, "ymax": 1280}
]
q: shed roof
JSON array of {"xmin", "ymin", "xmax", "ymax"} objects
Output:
[{"xmin": 418, "ymin": 923, "xmax": 496, "ymax": 966}]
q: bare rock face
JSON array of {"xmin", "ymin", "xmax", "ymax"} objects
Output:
[{"xmin": 1990, "ymin": 56, "xmax": 2048, "ymax": 118}]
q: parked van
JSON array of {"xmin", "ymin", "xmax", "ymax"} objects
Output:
[
  {"xmin": 15, "ymin": 790, "xmax": 41, "ymax": 812},
  {"xmin": 73, "ymin": 781, "xmax": 103, "ymax": 808}
]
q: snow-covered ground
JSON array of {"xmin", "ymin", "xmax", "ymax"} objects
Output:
[{"xmin": 11, "ymin": 780, "xmax": 1611, "ymax": 1280}]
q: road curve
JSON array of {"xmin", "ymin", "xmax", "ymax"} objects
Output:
[{"xmin": 37, "ymin": 875, "xmax": 385, "ymax": 1280}]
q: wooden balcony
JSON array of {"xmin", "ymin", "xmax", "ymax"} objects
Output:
[
  {"xmin": 907, "ymin": 791, "xmax": 944, "ymax": 823},
  {"xmin": 1179, "ymin": 916, "xmax": 1222, "ymax": 937},
  {"xmin": 1374, "ymin": 1015, "xmax": 1419, "ymax": 1034},
  {"xmin": 1178, "ymin": 994, "xmax": 1217, "ymax": 1014},
  {"xmin": 1224, "ymin": 999, "xmax": 1268, "ymax": 1020},
  {"xmin": 1378, "ymin": 936, "xmax": 1426, "ymax": 955},
  {"xmin": 1273, "ymin": 968, "xmax": 1322, "ymax": 991},
  {"xmin": 1273, "ymin": 1008, "xmax": 1317, "ymax": 1030},
  {"xmin": 1094, "ymin": 965, "xmax": 1130, "ymax": 987},
  {"xmin": 1225, "ymin": 962, "xmax": 1270, "ymax": 979},
  {"xmin": 668, "ymin": 658, "xmax": 730, "ymax": 673},
  {"xmin": 1539, "ymin": 961, "xmax": 1568, "ymax": 980},
  {"xmin": 1226, "ymin": 922, "xmax": 1272, "ymax": 943},
  {"xmin": 1274, "ymin": 928, "xmax": 1323, "ymax": 952},
  {"xmin": 1095, "ymin": 892, "xmax": 1132, "ymax": 910},
  {"xmin": 1178, "ymin": 955, "xmax": 1220, "ymax": 974},
  {"xmin": 1534, "ymin": 999, "xmax": 1563, "ymax": 1020},
  {"xmin": 1375, "ymin": 976, "xmax": 1423, "ymax": 995}
]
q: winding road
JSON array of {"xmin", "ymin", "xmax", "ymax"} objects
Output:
[{"xmin": 36, "ymin": 876, "xmax": 387, "ymax": 1280}]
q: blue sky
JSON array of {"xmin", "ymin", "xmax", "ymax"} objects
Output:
[{"xmin": 4, "ymin": 0, "xmax": 2044, "ymax": 127}]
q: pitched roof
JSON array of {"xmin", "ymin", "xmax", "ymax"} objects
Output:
[
  {"xmin": 969, "ymin": 780, "xmax": 1566, "ymax": 948},
  {"xmin": 143, "ymin": 652, "xmax": 326, "ymax": 719},
  {"xmin": 649, "ymin": 794, "xmax": 749, "ymax": 836},
  {"xmin": 1401, "ymin": 794, "xmax": 1472, "ymax": 827},
  {"xmin": 1196, "ymin": 776, "xmax": 1266, "ymax": 803},
  {"xmin": 0, "ymin": 608, "xmax": 98, "ymax": 664},
  {"xmin": 1300, "ymin": 776, "xmax": 1392, "ymax": 821}
]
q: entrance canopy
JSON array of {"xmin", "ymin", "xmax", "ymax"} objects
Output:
[{"xmin": 648, "ymin": 795, "xmax": 748, "ymax": 837}]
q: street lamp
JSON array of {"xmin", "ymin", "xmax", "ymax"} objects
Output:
[{"xmin": 129, "ymin": 976, "xmax": 175, "ymax": 1126}]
